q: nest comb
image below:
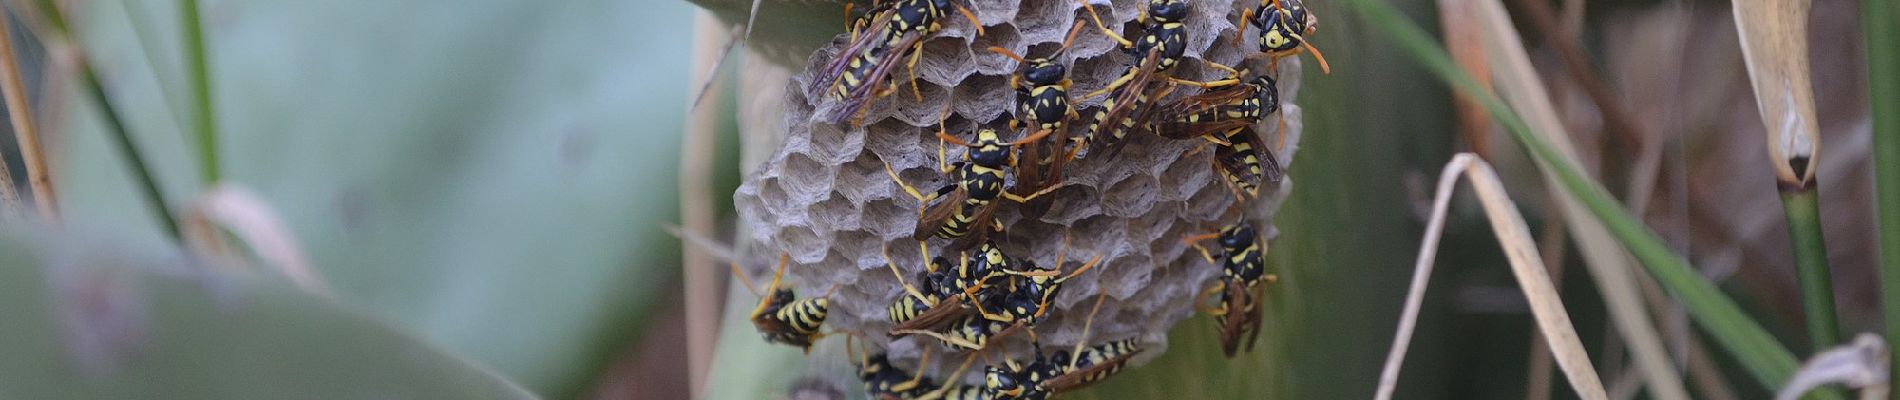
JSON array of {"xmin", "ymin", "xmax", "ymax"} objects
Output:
[{"xmin": 734, "ymin": 0, "xmax": 1308, "ymax": 381}]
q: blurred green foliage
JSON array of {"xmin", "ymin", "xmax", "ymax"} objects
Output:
[
  {"xmin": 0, "ymin": 230, "xmax": 538, "ymax": 399},
  {"xmin": 52, "ymin": 0, "xmax": 699, "ymax": 396}
]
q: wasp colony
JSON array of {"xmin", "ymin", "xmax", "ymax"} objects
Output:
[{"xmin": 732, "ymin": 0, "xmax": 1325, "ymax": 396}]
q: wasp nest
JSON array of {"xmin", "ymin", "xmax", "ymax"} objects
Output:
[{"xmin": 734, "ymin": 0, "xmax": 1306, "ymax": 380}]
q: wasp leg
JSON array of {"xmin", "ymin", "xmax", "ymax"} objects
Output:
[
  {"xmin": 1067, "ymin": 293, "xmax": 1112, "ymax": 371},
  {"xmin": 1196, "ymin": 281, "xmax": 1227, "ymax": 314},
  {"xmin": 1181, "ymin": 232, "xmax": 1221, "ymax": 264},
  {"xmin": 1213, "ymin": 158, "xmax": 1248, "ymax": 203},
  {"xmin": 883, "ymin": 159, "xmax": 932, "ymax": 203},
  {"xmin": 884, "ymin": 242, "xmax": 935, "ymax": 305},
  {"xmin": 895, "ymin": 329, "xmax": 986, "ymax": 351},
  {"xmin": 1077, "ymin": 0, "xmax": 1133, "ymax": 48},
  {"xmin": 1295, "ymin": 34, "xmax": 1332, "ymax": 74},
  {"xmin": 907, "ymin": 42, "xmax": 927, "ymax": 102},
  {"xmin": 1233, "ymin": 6, "xmax": 1255, "ymax": 47}
]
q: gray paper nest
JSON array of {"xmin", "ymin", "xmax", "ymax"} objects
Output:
[{"xmin": 734, "ymin": 0, "xmax": 1306, "ymax": 382}]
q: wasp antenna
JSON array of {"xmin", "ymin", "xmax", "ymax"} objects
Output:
[
  {"xmin": 952, "ymin": 2, "xmax": 985, "ymax": 36},
  {"xmin": 987, "ymin": 46, "xmax": 1026, "ymax": 62},
  {"xmin": 1006, "ymin": 127, "xmax": 1054, "ymax": 146},
  {"xmin": 1180, "ymin": 232, "xmax": 1221, "ymax": 246},
  {"xmin": 1298, "ymin": 37, "xmax": 1332, "ymax": 74},
  {"xmin": 937, "ymin": 127, "xmax": 980, "ymax": 148},
  {"xmin": 728, "ymin": 261, "xmax": 764, "ymax": 297},
  {"xmin": 1063, "ymin": 254, "xmax": 1104, "ymax": 281},
  {"xmin": 1058, "ymin": 20, "xmax": 1087, "ymax": 54},
  {"xmin": 1053, "ymin": 229, "xmax": 1073, "ymax": 270}
]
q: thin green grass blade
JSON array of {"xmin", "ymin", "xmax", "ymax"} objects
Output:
[
  {"xmin": 1863, "ymin": 0, "xmax": 1900, "ymax": 398},
  {"xmin": 1782, "ymin": 189, "xmax": 1840, "ymax": 351},
  {"xmin": 1336, "ymin": 0, "xmax": 1820, "ymax": 396},
  {"xmin": 181, "ymin": 0, "xmax": 217, "ymax": 183}
]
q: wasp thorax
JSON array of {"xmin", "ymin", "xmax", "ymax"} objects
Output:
[{"xmin": 1253, "ymin": 75, "xmax": 1280, "ymax": 111}]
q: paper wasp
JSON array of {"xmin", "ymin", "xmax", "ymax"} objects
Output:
[
  {"xmin": 1074, "ymin": 0, "xmax": 1238, "ymax": 154},
  {"xmin": 883, "ymin": 240, "xmax": 1017, "ymax": 335},
  {"xmin": 1144, "ymin": 65, "xmax": 1286, "ymax": 198},
  {"xmin": 729, "ymin": 253, "xmax": 834, "ymax": 352},
  {"xmin": 884, "ymin": 107, "xmax": 1060, "ymax": 249},
  {"xmin": 988, "ymin": 21, "xmax": 1088, "ymax": 198},
  {"xmin": 1237, "ymin": 0, "xmax": 1332, "ymax": 74},
  {"xmin": 983, "ymin": 294, "xmax": 1142, "ymax": 398},
  {"xmin": 997, "ymin": 234, "xmax": 1104, "ymax": 325},
  {"xmin": 1184, "ymin": 221, "xmax": 1276, "ymax": 357},
  {"xmin": 848, "ymin": 333, "xmax": 995, "ymax": 400},
  {"xmin": 816, "ymin": 0, "xmax": 984, "ymax": 125}
]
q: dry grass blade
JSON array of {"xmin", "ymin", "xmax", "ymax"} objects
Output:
[
  {"xmin": 1376, "ymin": 153, "xmax": 1607, "ymax": 400},
  {"xmin": 0, "ymin": 7, "xmax": 56, "ymax": 221},
  {"xmin": 1472, "ymin": 1, "xmax": 1690, "ymax": 398},
  {"xmin": 682, "ymin": 12, "xmax": 729, "ymax": 400},
  {"xmin": 1435, "ymin": 0, "xmax": 1494, "ymax": 157},
  {"xmin": 184, "ymin": 184, "xmax": 329, "ymax": 296},
  {"xmin": 1775, "ymin": 333, "xmax": 1890, "ymax": 400},
  {"xmin": 0, "ymin": 150, "xmax": 21, "ymax": 221},
  {"xmin": 1732, "ymin": 0, "xmax": 1819, "ymax": 185}
]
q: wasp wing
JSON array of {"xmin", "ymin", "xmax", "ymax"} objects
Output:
[
  {"xmin": 1043, "ymin": 348, "xmax": 1144, "ymax": 394},
  {"xmin": 1213, "ymin": 126, "xmax": 1284, "ymax": 188},
  {"xmin": 1087, "ymin": 50, "xmax": 1163, "ymax": 151},
  {"xmin": 832, "ymin": 33, "xmax": 925, "ymax": 125},
  {"xmin": 888, "ymin": 293, "xmax": 970, "ymax": 334},
  {"xmin": 813, "ymin": 8, "xmax": 896, "ymax": 94},
  {"xmin": 910, "ymin": 183, "xmax": 968, "ymax": 240},
  {"xmin": 1217, "ymin": 278, "xmax": 1258, "ymax": 358}
]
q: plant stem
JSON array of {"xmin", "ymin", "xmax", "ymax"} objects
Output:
[
  {"xmin": 82, "ymin": 65, "xmax": 182, "ymax": 241},
  {"xmin": 181, "ymin": 0, "xmax": 216, "ymax": 184},
  {"xmin": 1781, "ymin": 188, "xmax": 1838, "ymax": 351},
  {"xmin": 1339, "ymin": 0, "xmax": 1827, "ymax": 396},
  {"xmin": 0, "ymin": 9, "xmax": 57, "ymax": 221},
  {"xmin": 1862, "ymin": 0, "xmax": 1900, "ymax": 398},
  {"xmin": 24, "ymin": 0, "xmax": 181, "ymax": 240}
]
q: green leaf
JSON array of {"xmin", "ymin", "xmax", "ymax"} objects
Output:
[
  {"xmin": 0, "ymin": 229, "xmax": 538, "ymax": 399},
  {"xmin": 55, "ymin": 0, "xmax": 702, "ymax": 395}
]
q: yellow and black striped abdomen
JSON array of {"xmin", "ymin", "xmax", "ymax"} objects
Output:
[
  {"xmin": 833, "ymin": 47, "xmax": 887, "ymax": 99},
  {"xmin": 887, "ymin": 294, "xmax": 933, "ymax": 325},
  {"xmin": 1066, "ymin": 338, "xmax": 1139, "ymax": 384},
  {"xmin": 773, "ymin": 297, "xmax": 829, "ymax": 335}
]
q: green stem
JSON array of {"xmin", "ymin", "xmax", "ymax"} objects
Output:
[
  {"xmin": 82, "ymin": 64, "xmax": 183, "ymax": 241},
  {"xmin": 1338, "ymin": 0, "xmax": 1828, "ymax": 397},
  {"xmin": 181, "ymin": 0, "xmax": 217, "ymax": 184},
  {"xmin": 26, "ymin": 0, "xmax": 182, "ymax": 240},
  {"xmin": 1862, "ymin": 0, "xmax": 1900, "ymax": 399},
  {"xmin": 1781, "ymin": 189, "xmax": 1839, "ymax": 351}
]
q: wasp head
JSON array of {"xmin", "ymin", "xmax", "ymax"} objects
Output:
[
  {"xmin": 968, "ymin": 129, "xmax": 1012, "ymax": 167},
  {"xmin": 985, "ymin": 365, "xmax": 1028, "ymax": 399},
  {"xmin": 1022, "ymin": 59, "xmax": 1067, "ymax": 86},
  {"xmin": 1148, "ymin": 0, "xmax": 1189, "ymax": 23},
  {"xmin": 1218, "ymin": 222, "xmax": 1257, "ymax": 250}
]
